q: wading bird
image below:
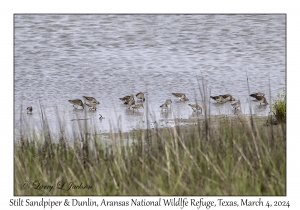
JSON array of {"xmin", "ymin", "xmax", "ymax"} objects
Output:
[
  {"xmin": 188, "ymin": 104, "xmax": 202, "ymax": 112},
  {"xmin": 83, "ymin": 96, "xmax": 100, "ymax": 104},
  {"xmin": 172, "ymin": 93, "xmax": 189, "ymax": 101},
  {"xmin": 68, "ymin": 99, "xmax": 84, "ymax": 109}
]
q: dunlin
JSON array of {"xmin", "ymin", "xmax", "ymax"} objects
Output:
[
  {"xmin": 210, "ymin": 95, "xmax": 226, "ymax": 103},
  {"xmin": 136, "ymin": 92, "xmax": 145, "ymax": 101},
  {"xmin": 127, "ymin": 97, "xmax": 135, "ymax": 109},
  {"xmin": 172, "ymin": 93, "xmax": 189, "ymax": 101},
  {"xmin": 220, "ymin": 94, "xmax": 235, "ymax": 101},
  {"xmin": 131, "ymin": 104, "xmax": 144, "ymax": 112},
  {"xmin": 165, "ymin": 99, "xmax": 172, "ymax": 105},
  {"xmin": 231, "ymin": 99, "xmax": 241, "ymax": 110},
  {"xmin": 250, "ymin": 94, "xmax": 269, "ymax": 105},
  {"xmin": 27, "ymin": 106, "xmax": 32, "ymax": 114},
  {"xmin": 83, "ymin": 96, "xmax": 100, "ymax": 104},
  {"xmin": 250, "ymin": 92, "xmax": 265, "ymax": 99},
  {"xmin": 120, "ymin": 95, "xmax": 134, "ymax": 104},
  {"xmin": 259, "ymin": 96, "xmax": 269, "ymax": 105},
  {"xmin": 85, "ymin": 103, "xmax": 97, "ymax": 110},
  {"xmin": 119, "ymin": 95, "xmax": 130, "ymax": 101},
  {"xmin": 188, "ymin": 104, "xmax": 202, "ymax": 112},
  {"xmin": 68, "ymin": 99, "xmax": 84, "ymax": 109},
  {"xmin": 99, "ymin": 114, "xmax": 105, "ymax": 120},
  {"xmin": 160, "ymin": 102, "xmax": 169, "ymax": 111}
]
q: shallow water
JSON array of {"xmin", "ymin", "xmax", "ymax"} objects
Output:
[{"xmin": 14, "ymin": 14, "xmax": 286, "ymax": 135}]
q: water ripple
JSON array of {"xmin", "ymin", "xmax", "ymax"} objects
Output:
[{"xmin": 15, "ymin": 14, "xmax": 285, "ymax": 133}]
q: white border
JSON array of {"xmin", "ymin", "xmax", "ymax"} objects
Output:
[{"xmin": 2, "ymin": 0, "xmax": 299, "ymax": 209}]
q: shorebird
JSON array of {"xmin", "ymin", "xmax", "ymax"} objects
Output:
[
  {"xmin": 119, "ymin": 95, "xmax": 131, "ymax": 102},
  {"xmin": 231, "ymin": 99, "xmax": 241, "ymax": 110},
  {"xmin": 120, "ymin": 95, "xmax": 134, "ymax": 104},
  {"xmin": 210, "ymin": 95, "xmax": 226, "ymax": 103},
  {"xmin": 188, "ymin": 104, "xmax": 202, "ymax": 112},
  {"xmin": 172, "ymin": 93, "xmax": 189, "ymax": 101},
  {"xmin": 27, "ymin": 106, "xmax": 32, "ymax": 114},
  {"xmin": 131, "ymin": 104, "xmax": 144, "ymax": 112},
  {"xmin": 250, "ymin": 92, "xmax": 265, "ymax": 99},
  {"xmin": 68, "ymin": 99, "xmax": 84, "ymax": 109},
  {"xmin": 85, "ymin": 103, "xmax": 97, "ymax": 110},
  {"xmin": 250, "ymin": 93, "xmax": 265, "ymax": 102},
  {"xmin": 160, "ymin": 102, "xmax": 169, "ymax": 111},
  {"xmin": 136, "ymin": 92, "xmax": 145, "ymax": 101},
  {"xmin": 258, "ymin": 96, "xmax": 269, "ymax": 105},
  {"xmin": 83, "ymin": 96, "xmax": 100, "ymax": 104},
  {"xmin": 220, "ymin": 94, "xmax": 235, "ymax": 102},
  {"xmin": 161, "ymin": 99, "xmax": 172, "ymax": 109},
  {"xmin": 99, "ymin": 114, "xmax": 105, "ymax": 120},
  {"xmin": 127, "ymin": 97, "xmax": 135, "ymax": 109},
  {"xmin": 250, "ymin": 94, "xmax": 269, "ymax": 105},
  {"xmin": 165, "ymin": 99, "xmax": 172, "ymax": 105}
]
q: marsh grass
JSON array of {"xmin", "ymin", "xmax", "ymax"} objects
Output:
[
  {"xmin": 271, "ymin": 89, "xmax": 286, "ymax": 124},
  {"xmin": 14, "ymin": 108, "xmax": 286, "ymax": 195},
  {"xmin": 14, "ymin": 79, "xmax": 286, "ymax": 195}
]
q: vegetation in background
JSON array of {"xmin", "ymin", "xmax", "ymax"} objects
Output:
[{"xmin": 271, "ymin": 89, "xmax": 286, "ymax": 124}]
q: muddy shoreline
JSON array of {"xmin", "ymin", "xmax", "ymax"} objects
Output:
[{"xmin": 99, "ymin": 114, "xmax": 281, "ymax": 140}]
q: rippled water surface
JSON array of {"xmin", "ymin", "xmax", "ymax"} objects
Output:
[{"xmin": 14, "ymin": 14, "xmax": 286, "ymax": 134}]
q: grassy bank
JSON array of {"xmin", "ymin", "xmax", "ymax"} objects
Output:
[{"xmin": 14, "ymin": 112, "xmax": 286, "ymax": 195}]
